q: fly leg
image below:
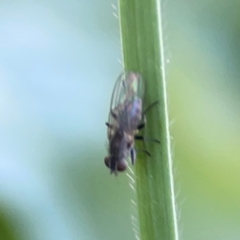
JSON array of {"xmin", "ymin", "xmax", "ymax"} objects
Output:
[
  {"xmin": 135, "ymin": 149, "xmax": 152, "ymax": 157},
  {"xmin": 135, "ymin": 135, "xmax": 160, "ymax": 143},
  {"xmin": 135, "ymin": 100, "xmax": 160, "ymax": 142},
  {"xmin": 105, "ymin": 122, "xmax": 114, "ymax": 129},
  {"xmin": 105, "ymin": 108, "xmax": 118, "ymax": 129},
  {"xmin": 131, "ymin": 148, "xmax": 151, "ymax": 165},
  {"xmin": 142, "ymin": 100, "xmax": 159, "ymax": 115},
  {"xmin": 110, "ymin": 109, "xmax": 118, "ymax": 119},
  {"xmin": 134, "ymin": 101, "xmax": 159, "ymax": 131},
  {"xmin": 136, "ymin": 100, "xmax": 159, "ymax": 129},
  {"xmin": 135, "ymin": 119, "xmax": 160, "ymax": 143},
  {"xmin": 139, "ymin": 149, "xmax": 151, "ymax": 156},
  {"xmin": 137, "ymin": 121, "xmax": 145, "ymax": 130},
  {"xmin": 105, "ymin": 109, "xmax": 118, "ymax": 128}
]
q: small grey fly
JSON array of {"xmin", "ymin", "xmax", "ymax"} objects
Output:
[{"xmin": 104, "ymin": 72, "xmax": 159, "ymax": 175}]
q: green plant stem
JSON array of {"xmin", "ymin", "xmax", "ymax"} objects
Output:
[{"xmin": 118, "ymin": 1, "xmax": 179, "ymax": 240}]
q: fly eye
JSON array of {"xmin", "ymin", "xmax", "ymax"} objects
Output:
[
  {"xmin": 117, "ymin": 160, "xmax": 128, "ymax": 172},
  {"xmin": 104, "ymin": 157, "xmax": 110, "ymax": 168}
]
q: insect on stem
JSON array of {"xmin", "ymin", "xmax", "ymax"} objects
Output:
[{"xmin": 104, "ymin": 72, "xmax": 159, "ymax": 175}]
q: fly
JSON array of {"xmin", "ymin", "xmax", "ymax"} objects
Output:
[{"xmin": 104, "ymin": 72, "xmax": 159, "ymax": 175}]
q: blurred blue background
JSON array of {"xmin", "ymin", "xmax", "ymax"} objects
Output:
[{"xmin": 0, "ymin": 0, "xmax": 240, "ymax": 239}]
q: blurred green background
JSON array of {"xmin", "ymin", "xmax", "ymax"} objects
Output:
[{"xmin": 0, "ymin": 0, "xmax": 239, "ymax": 239}]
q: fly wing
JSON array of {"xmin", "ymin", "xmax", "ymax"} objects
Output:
[
  {"xmin": 107, "ymin": 73, "xmax": 125, "ymax": 139},
  {"xmin": 108, "ymin": 72, "xmax": 144, "ymax": 139}
]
